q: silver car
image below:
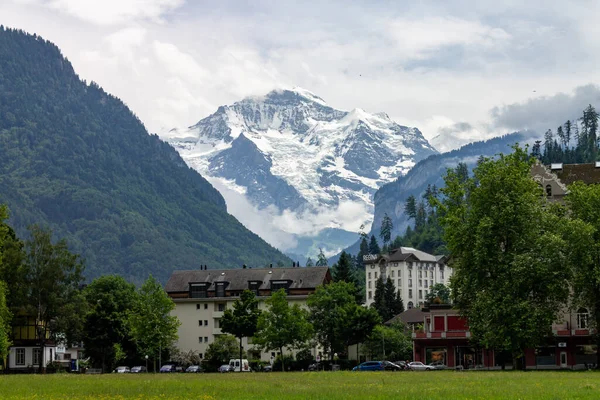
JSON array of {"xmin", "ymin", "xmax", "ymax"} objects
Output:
[{"xmin": 407, "ymin": 361, "xmax": 434, "ymax": 371}]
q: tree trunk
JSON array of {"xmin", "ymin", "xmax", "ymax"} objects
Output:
[
  {"xmin": 239, "ymin": 337, "xmax": 243, "ymax": 373},
  {"xmin": 39, "ymin": 340, "xmax": 45, "ymax": 374},
  {"xmin": 280, "ymin": 347, "xmax": 285, "ymax": 372}
]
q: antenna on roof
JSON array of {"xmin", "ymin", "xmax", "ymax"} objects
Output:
[
  {"xmin": 243, "ymin": 264, "xmax": 247, "ymax": 269},
  {"xmin": 292, "ymin": 262, "xmax": 296, "ymax": 267}
]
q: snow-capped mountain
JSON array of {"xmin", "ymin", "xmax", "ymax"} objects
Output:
[{"xmin": 161, "ymin": 88, "xmax": 437, "ymax": 259}]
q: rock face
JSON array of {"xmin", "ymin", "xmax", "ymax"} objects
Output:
[{"xmin": 162, "ymin": 88, "xmax": 437, "ymax": 257}]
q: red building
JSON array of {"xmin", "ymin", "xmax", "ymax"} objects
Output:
[{"xmin": 412, "ymin": 305, "xmax": 597, "ymax": 369}]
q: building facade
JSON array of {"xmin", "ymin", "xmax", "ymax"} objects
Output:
[
  {"xmin": 6, "ymin": 315, "xmax": 56, "ymax": 372},
  {"xmin": 412, "ymin": 305, "xmax": 596, "ymax": 370},
  {"xmin": 165, "ymin": 266, "xmax": 331, "ymax": 362},
  {"xmin": 363, "ymin": 247, "xmax": 451, "ymax": 309}
]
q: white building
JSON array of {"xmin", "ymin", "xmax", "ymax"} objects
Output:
[
  {"xmin": 165, "ymin": 266, "xmax": 331, "ymax": 362},
  {"xmin": 364, "ymin": 247, "xmax": 451, "ymax": 310}
]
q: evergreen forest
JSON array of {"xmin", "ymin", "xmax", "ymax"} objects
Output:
[{"xmin": 0, "ymin": 27, "xmax": 290, "ymax": 283}]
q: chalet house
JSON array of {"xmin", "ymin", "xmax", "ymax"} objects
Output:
[
  {"xmin": 165, "ymin": 266, "xmax": 331, "ymax": 362},
  {"xmin": 6, "ymin": 315, "xmax": 55, "ymax": 372},
  {"xmin": 363, "ymin": 247, "xmax": 451, "ymax": 310},
  {"xmin": 531, "ymin": 161, "xmax": 600, "ymax": 200}
]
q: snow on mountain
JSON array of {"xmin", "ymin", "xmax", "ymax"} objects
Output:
[{"xmin": 161, "ymin": 87, "xmax": 437, "ymax": 258}]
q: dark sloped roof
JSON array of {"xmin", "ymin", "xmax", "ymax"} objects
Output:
[
  {"xmin": 165, "ymin": 267, "xmax": 330, "ymax": 293},
  {"xmin": 364, "ymin": 247, "xmax": 442, "ymax": 264},
  {"xmin": 555, "ymin": 163, "xmax": 600, "ymax": 185},
  {"xmin": 386, "ymin": 307, "xmax": 427, "ymax": 325}
]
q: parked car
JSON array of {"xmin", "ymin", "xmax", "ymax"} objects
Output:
[
  {"xmin": 130, "ymin": 366, "xmax": 147, "ymax": 373},
  {"xmin": 429, "ymin": 361, "xmax": 447, "ymax": 370},
  {"xmin": 160, "ymin": 364, "xmax": 177, "ymax": 373},
  {"xmin": 229, "ymin": 359, "xmax": 251, "ymax": 372},
  {"xmin": 185, "ymin": 365, "xmax": 202, "ymax": 373},
  {"xmin": 393, "ymin": 361, "xmax": 409, "ymax": 370},
  {"xmin": 218, "ymin": 364, "xmax": 232, "ymax": 373},
  {"xmin": 382, "ymin": 361, "xmax": 403, "ymax": 371},
  {"xmin": 262, "ymin": 365, "xmax": 272, "ymax": 372},
  {"xmin": 308, "ymin": 362, "xmax": 321, "ymax": 371},
  {"xmin": 114, "ymin": 366, "xmax": 130, "ymax": 373},
  {"xmin": 352, "ymin": 361, "xmax": 386, "ymax": 371},
  {"xmin": 407, "ymin": 361, "xmax": 434, "ymax": 371}
]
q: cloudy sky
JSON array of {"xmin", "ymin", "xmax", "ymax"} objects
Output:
[{"xmin": 4, "ymin": 0, "xmax": 600, "ymax": 151}]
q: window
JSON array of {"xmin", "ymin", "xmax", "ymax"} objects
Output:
[
  {"xmin": 430, "ymin": 271, "xmax": 433, "ymax": 278},
  {"xmin": 248, "ymin": 281, "xmax": 261, "ymax": 295},
  {"xmin": 214, "ymin": 319, "xmax": 220, "ymax": 329},
  {"xmin": 199, "ymin": 353, "xmax": 203, "ymax": 359},
  {"xmin": 546, "ymin": 184, "xmax": 552, "ymax": 197},
  {"xmin": 419, "ymin": 290, "xmax": 423, "ymax": 299},
  {"xmin": 63, "ymin": 353, "xmax": 71, "ymax": 361},
  {"xmin": 204, "ymin": 337, "xmax": 209, "ymax": 343},
  {"xmin": 408, "ymin": 270, "xmax": 412, "ymax": 278},
  {"xmin": 424, "ymin": 280, "xmax": 428, "ymax": 288},
  {"xmin": 198, "ymin": 320, "xmax": 203, "ymax": 326},
  {"xmin": 440, "ymin": 270, "xmax": 444, "ymax": 280},
  {"xmin": 204, "ymin": 304, "xmax": 208, "ymax": 310},
  {"xmin": 374, "ymin": 272, "xmax": 378, "ymax": 279},
  {"xmin": 397, "ymin": 289, "xmax": 402, "ymax": 297},
  {"xmin": 409, "ymin": 279, "xmax": 412, "ymax": 286},
  {"xmin": 270, "ymin": 280, "xmax": 291, "ymax": 294},
  {"xmin": 368, "ymin": 291, "xmax": 372, "ymax": 299},
  {"xmin": 409, "ymin": 289, "xmax": 413, "ymax": 298},
  {"xmin": 189, "ymin": 283, "xmax": 208, "ymax": 299},
  {"xmin": 430, "ymin": 280, "xmax": 434, "ymax": 287},
  {"xmin": 368, "ymin": 272, "xmax": 371, "ymax": 279},
  {"xmin": 391, "ymin": 270, "xmax": 395, "ymax": 277},
  {"xmin": 407, "ymin": 301, "xmax": 414, "ymax": 309},
  {"xmin": 368, "ymin": 281, "xmax": 371, "ymax": 289},
  {"xmin": 204, "ymin": 320, "xmax": 208, "ymax": 326},
  {"xmin": 198, "ymin": 337, "xmax": 202, "ymax": 343},
  {"xmin": 215, "ymin": 283, "xmax": 227, "ymax": 297},
  {"xmin": 397, "ymin": 279, "xmax": 401, "ymax": 287},
  {"xmin": 419, "ymin": 279, "xmax": 422, "ymax": 287},
  {"xmin": 577, "ymin": 308, "xmax": 589, "ymax": 329},
  {"xmin": 33, "ymin": 348, "xmax": 41, "ymax": 365},
  {"xmin": 418, "ymin": 271, "xmax": 422, "ymax": 278},
  {"xmin": 196, "ymin": 304, "xmax": 200, "ymax": 310},
  {"xmin": 217, "ymin": 303, "xmax": 226, "ymax": 312},
  {"xmin": 15, "ymin": 348, "xmax": 25, "ymax": 365}
]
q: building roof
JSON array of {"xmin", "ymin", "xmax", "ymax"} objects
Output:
[
  {"xmin": 364, "ymin": 247, "xmax": 443, "ymax": 264},
  {"xmin": 554, "ymin": 163, "xmax": 600, "ymax": 186},
  {"xmin": 165, "ymin": 266, "xmax": 331, "ymax": 293},
  {"xmin": 386, "ymin": 307, "xmax": 427, "ymax": 325}
]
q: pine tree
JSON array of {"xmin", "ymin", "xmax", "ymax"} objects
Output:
[
  {"xmin": 564, "ymin": 120, "xmax": 572, "ymax": 148},
  {"xmin": 368, "ymin": 235, "xmax": 380, "ymax": 255},
  {"xmin": 332, "ymin": 251, "xmax": 355, "ymax": 284},
  {"xmin": 305, "ymin": 257, "xmax": 314, "ymax": 267},
  {"xmin": 557, "ymin": 126, "xmax": 565, "ymax": 149},
  {"xmin": 379, "ymin": 213, "xmax": 393, "ymax": 248},
  {"xmin": 372, "ymin": 277, "xmax": 387, "ymax": 321},
  {"xmin": 356, "ymin": 238, "xmax": 369, "ymax": 269},
  {"xmin": 315, "ymin": 248, "xmax": 328, "ymax": 267},
  {"xmin": 404, "ymin": 195, "xmax": 417, "ymax": 220},
  {"xmin": 383, "ymin": 277, "xmax": 396, "ymax": 321},
  {"xmin": 392, "ymin": 290, "xmax": 405, "ymax": 315},
  {"xmin": 415, "ymin": 201, "xmax": 427, "ymax": 230}
]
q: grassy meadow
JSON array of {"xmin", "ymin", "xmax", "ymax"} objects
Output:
[{"xmin": 1, "ymin": 370, "xmax": 600, "ymax": 399}]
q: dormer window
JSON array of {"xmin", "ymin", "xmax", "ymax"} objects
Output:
[
  {"xmin": 189, "ymin": 283, "xmax": 209, "ymax": 299},
  {"xmin": 270, "ymin": 280, "xmax": 291, "ymax": 294},
  {"xmin": 248, "ymin": 281, "xmax": 261, "ymax": 295},
  {"xmin": 546, "ymin": 184, "xmax": 552, "ymax": 197},
  {"xmin": 215, "ymin": 282, "xmax": 228, "ymax": 297}
]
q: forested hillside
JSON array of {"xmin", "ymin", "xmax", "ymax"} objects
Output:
[{"xmin": 0, "ymin": 27, "xmax": 290, "ymax": 283}]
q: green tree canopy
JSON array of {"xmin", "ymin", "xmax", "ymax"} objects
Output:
[
  {"xmin": 315, "ymin": 248, "xmax": 328, "ymax": 267},
  {"xmin": 425, "ymin": 283, "xmax": 451, "ymax": 305},
  {"xmin": 255, "ymin": 289, "xmax": 313, "ymax": 371},
  {"xmin": 129, "ymin": 275, "xmax": 180, "ymax": 371},
  {"xmin": 380, "ymin": 213, "xmax": 393, "ymax": 247},
  {"xmin": 362, "ymin": 323, "xmax": 412, "ymax": 361},
  {"xmin": 440, "ymin": 145, "xmax": 572, "ymax": 368},
  {"xmin": 0, "ymin": 280, "xmax": 11, "ymax": 368},
  {"xmin": 220, "ymin": 290, "xmax": 261, "ymax": 372},
  {"xmin": 368, "ymin": 235, "xmax": 380, "ymax": 255},
  {"xmin": 204, "ymin": 334, "xmax": 241, "ymax": 370},
  {"xmin": 83, "ymin": 275, "xmax": 138, "ymax": 371},
  {"xmin": 22, "ymin": 225, "xmax": 85, "ymax": 372}
]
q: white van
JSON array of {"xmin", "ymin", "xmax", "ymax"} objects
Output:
[{"xmin": 229, "ymin": 359, "xmax": 251, "ymax": 372}]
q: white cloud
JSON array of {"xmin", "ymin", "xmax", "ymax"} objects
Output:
[{"xmin": 44, "ymin": 0, "xmax": 185, "ymax": 25}]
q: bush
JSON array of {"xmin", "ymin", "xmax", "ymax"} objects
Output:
[{"xmin": 273, "ymin": 354, "xmax": 295, "ymax": 372}]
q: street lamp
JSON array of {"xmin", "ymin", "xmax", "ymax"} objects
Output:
[{"xmin": 145, "ymin": 355, "xmax": 148, "ymax": 372}]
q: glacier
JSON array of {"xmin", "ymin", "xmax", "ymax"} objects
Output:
[{"xmin": 161, "ymin": 87, "xmax": 437, "ymax": 259}]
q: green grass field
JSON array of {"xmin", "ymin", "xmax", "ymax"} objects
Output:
[{"xmin": 1, "ymin": 370, "xmax": 599, "ymax": 399}]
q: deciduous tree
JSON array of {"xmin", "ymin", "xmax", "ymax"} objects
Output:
[
  {"xmin": 440, "ymin": 146, "xmax": 571, "ymax": 369},
  {"xmin": 255, "ymin": 289, "xmax": 313, "ymax": 371},
  {"xmin": 220, "ymin": 290, "xmax": 261, "ymax": 372}
]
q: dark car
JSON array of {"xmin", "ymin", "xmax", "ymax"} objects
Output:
[
  {"xmin": 218, "ymin": 364, "xmax": 232, "ymax": 373},
  {"xmin": 114, "ymin": 366, "xmax": 130, "ymax": 373},
  {"xmin": 382, "ymin": 361, "xmax": 403, "ymax": 371},
  {"xmin": 308, "ymin": 362, "xmax": 321, "ymax": 371},
  {"xmin": 131, "ymin": 366, "xmax": 147, "ymax": 373},
  {"xmin": 186, "ymin": 365, "xmax": 202, "ymax": 373},
  {"xmin": 160, "ymin": 364, "xmax": 177, "ymax": 373}
]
